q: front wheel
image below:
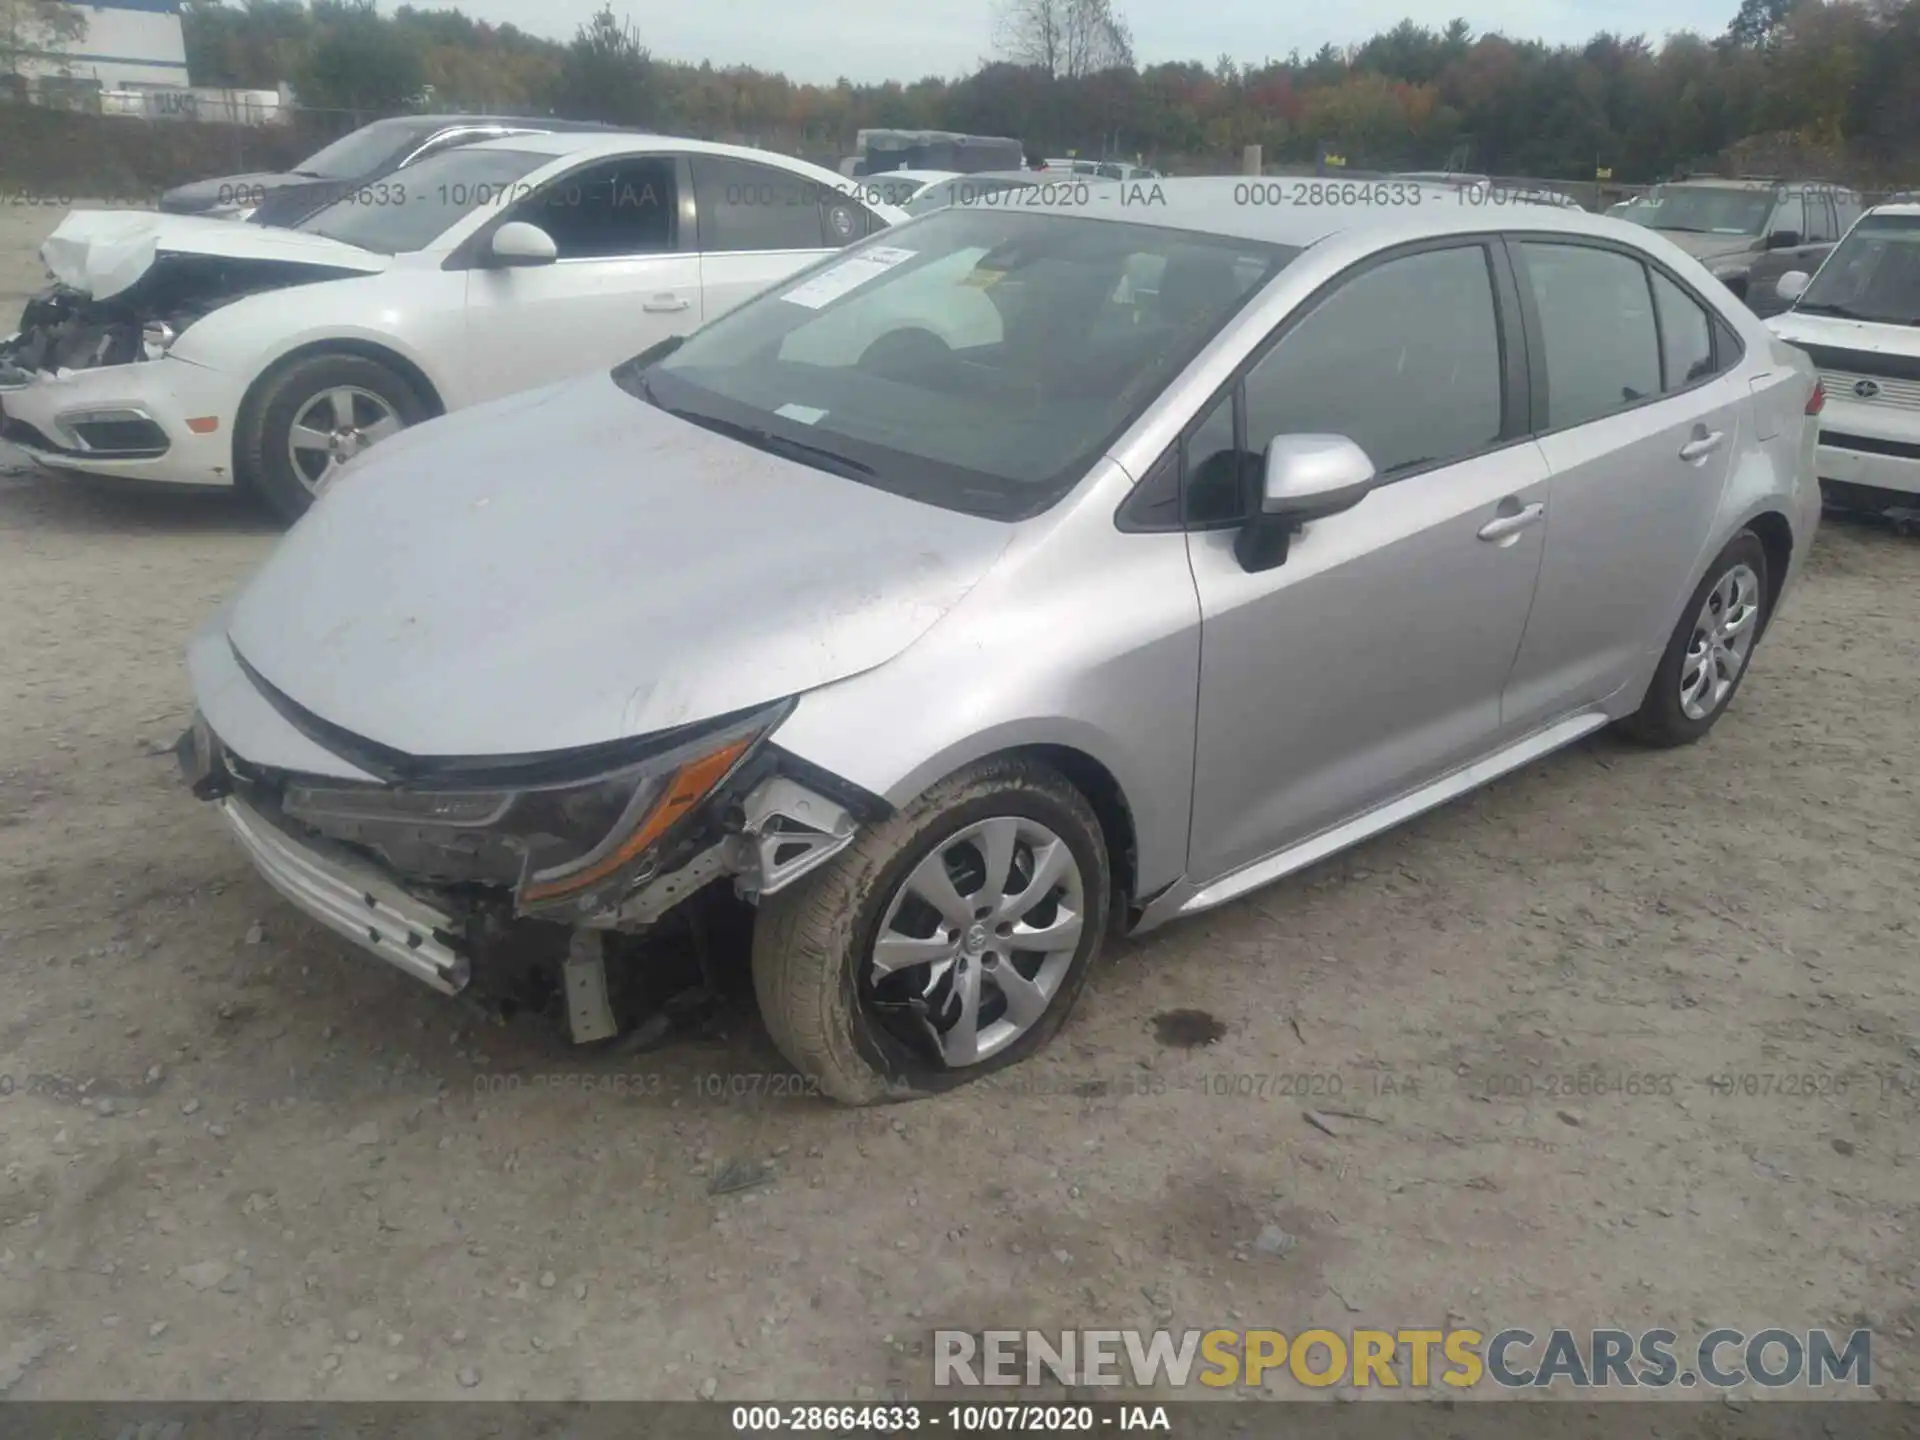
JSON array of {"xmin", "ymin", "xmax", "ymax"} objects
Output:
[
  {"xmin": 752, "ymin": 757, "xmax": 1112, "ymax": 1104},
  {"xmin": 238, "ymin": 352, "xmax": 429, "ymax": 523},
  {"xmin": 1619, "ymin": 530, "xmax": 1770, "ymax": 747}
]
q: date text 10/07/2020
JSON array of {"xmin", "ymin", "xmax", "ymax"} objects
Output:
[{"xmin": 730, "ymin": 1407, "xmax": 1171, "ymax": 1433}]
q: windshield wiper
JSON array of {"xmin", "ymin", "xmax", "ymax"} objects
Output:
[{"xmin": 668, "ymin": 408, "xmax": 876, "ymax": 479}]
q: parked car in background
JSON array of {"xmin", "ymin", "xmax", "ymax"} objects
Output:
[
  {"xmin": 0, "ymin": 135, "xmax": 903, "ymax": 519},
  {"xmin": 1040, "ymin": 158, "xmax": 1159, "ymax": 181},
  {"xmin": 177, "ymin": 180, "xmax": 1819, "ymax": 1103},
  {"xmin": 1769, "ymin": 201, "xmax": 1920, "ymax": 513},
  {"xmin": 902, "ymin": 172, "xmax": 1048, "ymax": 215},
  {"xmin": 1617, "ymin": 177, "xmax": 1863, "ymax": 318},
  {"xmin": 158, "ymin": 114, "xmax": 623, "ymax": 225}
]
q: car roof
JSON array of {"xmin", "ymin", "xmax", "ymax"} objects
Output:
[
  {"xmin": 459, "ymin": 133, "xmax": 909, "ymax": 215},
  {"xmin": 1866, "ymin": 202, "xmax": 1920, "ymax": 217},
  {"xmin": 980, "ymin": 175, "xmax": 1621, "ymax": 249},
  {"xmin": 1659, "ymin": 176, "xmax": 1854, "ymax": 191},
  {"xmin": 466, "ymin": 132, "xmax": 823, "ymax": 163},
  {"xmin": 384, "ymin": 114, "xmax": 622, "ymax": 132}
]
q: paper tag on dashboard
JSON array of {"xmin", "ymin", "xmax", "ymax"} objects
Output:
[{"xmin": 779, "ymin": 246, "xmax": 916, "ymax": 309}]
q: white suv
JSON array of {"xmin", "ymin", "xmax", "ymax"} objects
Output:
[{"xmin": 1770, "ymin": 202, "xmax": 1920, "ymax": 511}]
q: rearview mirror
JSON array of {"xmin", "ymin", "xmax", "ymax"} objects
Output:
[
  {"xmin": 1235, "ymin": 434, "xmax": 1377, "ymax": 573},
  {"xmin": 1775, "ymin": 270, "xmax": 1811, "ymax": 304},
  {"xmin": 488, "ymin": 221, "xmax": 558, "ymax": 267},
  {"xmin": 1766, "ymin": 230, "xmax": 1802, "ymax": 251}
]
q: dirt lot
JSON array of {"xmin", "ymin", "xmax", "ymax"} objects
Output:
[{"xmin": 1, "ymin": 202, "xmax": 1918, "ymax": 1407}]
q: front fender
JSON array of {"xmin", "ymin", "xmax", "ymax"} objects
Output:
[{"xmin": 168, "ymin": 272, "xmax": 467, "ymax": 411}]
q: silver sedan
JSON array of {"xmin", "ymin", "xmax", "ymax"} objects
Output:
[{"xmin": 180, "ymin": 179, "xmax": 1823, "ymax": 1102}]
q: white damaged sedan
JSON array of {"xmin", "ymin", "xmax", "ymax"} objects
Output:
[{"xmin": 0, "ymin": 134, "xmax": 902, "ymax": 518}]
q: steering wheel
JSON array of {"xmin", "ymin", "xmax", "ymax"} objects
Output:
[{"xmin": 855, "ymin": 326, "xmax": 953, "ymax": 375}]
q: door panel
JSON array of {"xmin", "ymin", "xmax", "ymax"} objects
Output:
[
  {"xmin": 1183, "ymin": 240, "xmax": 1548, "ymax": 888},
  {"xmin": 1500, "ymin": 241, "xmax": 1741, "ymax": 729},
  {"xmin": 461, "ymin": 156, "xmax": 699, "ymax": 403},
  {"xmin": 1186, "ymin": 447, "xmax": 1552, "ymax": 886},
  {"xmin": 1501, "ymin": 386, "xmax": 1741, "ymax": 727}
]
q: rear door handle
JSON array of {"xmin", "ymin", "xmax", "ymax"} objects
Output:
[
  {"xmin": 1679, "ymin": 430, "xmax": 1725, "ymax": 463},
  {"xmin": 1477, "ymin": 502, "xmax": 1545, "ymax": 543},
  {"xmin": 642, "ymin": 295, "xmax": 691, "ymax": 313}
]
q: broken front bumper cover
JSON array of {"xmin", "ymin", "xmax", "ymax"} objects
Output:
[
  {"xmin": 177, "ymin": 676, "xmax": 876, "ymax": 1003},
  {"xmin": 217, "ymin": 793, "xmax": 472, "ymax": 995}
]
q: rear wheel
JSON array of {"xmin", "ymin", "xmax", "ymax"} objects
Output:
[
  {"xmin": 1619, "ymin": 530, "xmax": 1769, "ymax": 747},
  {"xmin": 239, "ymin": 352, "xmax": 428, "ymax": 522},
  {"xmin": 752, "ymin": 757, "xmax": 1111, "ymax": 1104}
]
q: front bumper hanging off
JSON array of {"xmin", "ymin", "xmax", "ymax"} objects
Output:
[{"xmin": 176, "ymin": 708, "xmax": 868, "ymax": 1030}]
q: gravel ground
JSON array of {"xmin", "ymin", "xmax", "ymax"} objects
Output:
[{"xmin": 1, "ymin": 202, "xmax": 1918, "ymax": 1407}]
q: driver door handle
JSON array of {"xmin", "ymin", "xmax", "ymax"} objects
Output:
[
  {"xmin": 1477, "ymin": 502, "xmax": 1545, "ymax": 543},
  {"xmin": 642, "ymin": 294, "xmax": 691, "ymax": 313},
  {"xmin": 1679, "ymin": 430, "xmax": 1726, "ymax": 463}
]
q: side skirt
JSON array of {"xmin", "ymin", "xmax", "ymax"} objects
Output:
[{"xmin": 1132, "ymin": 709, "xmax": 1613, "ymax": 934}]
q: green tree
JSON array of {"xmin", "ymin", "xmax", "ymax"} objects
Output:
[
  {"xmin": 549, "ymin": 5, "xmax": 654, "ymax": 127},
  {"xmin": 296, "ymin": 0, "xmax": 425, "ymax": 112}
]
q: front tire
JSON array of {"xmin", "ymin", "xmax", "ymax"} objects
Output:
[
  {"xmin": 752, "ymin": 756, "xmax": 1112, "ymax": 1105},
  {"xmin": 1619, "ymin": 530, "xmax": 1770, "ymax": 748},
  {"xmin": 238, "ymin": 352, "xmax": 429, "ymax": 523}
]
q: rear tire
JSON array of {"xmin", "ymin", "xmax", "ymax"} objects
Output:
[
  {"xmin": 1619, "ymin": 530, "xmax": 1770, "ymax": 748},
  {"xmin": 238, "ymin": 352, "xmax": 429, "ymax": 523},
  {"xmin": 752, "ymin": 756, "xmax": 1111, "ymax": 1105}
]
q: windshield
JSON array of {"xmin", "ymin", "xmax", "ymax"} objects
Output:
[
  {"xmin": 293, "ymin": 147, "xmax": 551, "ymax": 253},
  {"xmin": 294, "ymin": 119, "xmax": 432, "ymax": 180},
  {"xmin": 1797, "ymin": 213, "xmax": 1920, "ymax": 324},
  {"xmin": 620, "ymin": 209, "xmax": 1294, "ymax": 520},
  {"xmin": 904, "ymin": 177, "xmax": 1038, "ymax": 215},
  {"xmin": 1633, "ymin": 186, "xmax": 1773, "ymax": 236}
]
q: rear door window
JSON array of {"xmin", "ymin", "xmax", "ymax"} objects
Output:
[
  {"xmin": 1517, "ymin": 242, "xmax": 1661, "ymax": 429},
  {"xmin": 693, "ymin": 156, "xmax": 832, "ymax": 251},
  {"xmin": 1650, "ymin": 270, "xmax": 1716, "ymax": 390}
]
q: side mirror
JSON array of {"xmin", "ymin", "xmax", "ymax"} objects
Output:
[
  {"xmin": 1775, "ymin": 270, "xmax": 1812, "ymax": 304},
  {"xmin": 1766, "ymin": 230, "xmax": 1802, "ymax": 251},
  {"xmin": 487, "ymin": 221, "xmax": 557, "ymax": 267},
  {"xmin": 1235, "ymin": 434, "xmax": 1377, "ymax": 573}
]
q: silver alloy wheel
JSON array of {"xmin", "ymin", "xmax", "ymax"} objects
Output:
[
  {"xmin": 1680, "ymin": 562, "xmax": 1761, "ymax": 721},
  {"xmin": 869, "ymin": 816, "xmax": 1086, "ymax": 1068},
  {"xmin": 287, "ymin": 386, "xmax": 404, "ymax": 492}
]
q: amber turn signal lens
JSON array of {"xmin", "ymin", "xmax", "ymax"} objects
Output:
[{"xmin": 519, "ymin": 735, "xmax": 754, "ymax": 905}]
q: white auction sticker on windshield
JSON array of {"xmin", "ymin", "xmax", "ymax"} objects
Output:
[
  {"xmin": 779, "ymin": 246, "xmax": 916, "ymax": 309},
  {"xmin": 774, "ymin": 403, "xmax": 827, "ymax": 425}
]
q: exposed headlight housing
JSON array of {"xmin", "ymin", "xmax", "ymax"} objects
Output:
[{"xmin": 280, "ymin": 706, "xmax": 782, "ymax": 917}]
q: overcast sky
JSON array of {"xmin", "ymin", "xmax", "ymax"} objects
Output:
[{"xmin": 423, "ymin": 0, "xmax": 1743, "ymax": 84}]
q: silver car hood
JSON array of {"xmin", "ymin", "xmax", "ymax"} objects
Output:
[
  {"xmin": 42, "ymin": 210, "xmax": 390, "ymax": 299},
  {"xmin": 225, "ymin": 373, "xmax": 1015, "ymax": 759}
]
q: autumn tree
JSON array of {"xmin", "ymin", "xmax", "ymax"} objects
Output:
[
  {"xmin": 0, "ymin": 0, "xmax": 85, "ymax": 78},
  {"xmin": 995, "ymin": 0, "xmax": 1133, "ymax": 79}
]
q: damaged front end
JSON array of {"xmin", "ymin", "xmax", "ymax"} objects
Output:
[
  {"xmin": 0, "ymin": 253, "xmax": 368, "ymax": 390},
  {"xmin": 180, "ymin": 698, "xmax": 878, "ymax": 1045}
]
